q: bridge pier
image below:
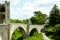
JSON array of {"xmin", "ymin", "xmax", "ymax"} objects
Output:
[{"xmin": 26, "ymin": 24, "xmax": 30, "ymax": 39}]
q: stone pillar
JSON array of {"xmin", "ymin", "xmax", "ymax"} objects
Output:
[
  {"xmin": 5, "ymin": 1, "xmax": 10, "ymax": 24},
  {"xmin": 26, "ymin": 19, "xmax": 31, "ymax": 39},
  {"xmin": 5, "ymin": 1, "xmax": 10, "ymax": 40},
  {"xmin": 0, "ymin": 1, "xmax": 10, "ymax": 40},
  {"xmin": 26, "ymin": 24, "xmax": 29, "ymax": 38}
]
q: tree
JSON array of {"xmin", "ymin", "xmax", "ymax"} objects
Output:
[
  {"xmin": 22, "ymin": 19, "xmax": 29, "ymax": 24},
  {"xmin": 30, "ymin": 11, "xmax": 47, "ymax": 25},
  {"xmin": 34, "ymin": 11, "xmax": 42, "ymax": 17},
  {"xmin": 10, "ymin": 19, "xmax": 22, "ymax": 23},
  {"xmin": 49, "ymin": 5, "xmax": 60, "ymax": 26}
]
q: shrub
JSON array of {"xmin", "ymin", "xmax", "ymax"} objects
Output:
[{"xmin": 24, "ymin": 33, "xmax": 43, "ymax": 40}]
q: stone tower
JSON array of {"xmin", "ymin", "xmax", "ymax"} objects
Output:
[{"xmin": 0, "ymin": 1, "xmax": 10, "ymax": 40}]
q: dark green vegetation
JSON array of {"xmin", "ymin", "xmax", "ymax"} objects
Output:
[
  {"xmin": 10, "ymin": 19, "xmax": 22, "ymax": 23},
  {"xmin": 29, "ymin": 28, "xmax": 38, "ymax": 36},
  {"xmin": 24, "ymin": 33, "xmax": 43, "ymax": 40},
  {"xmin": 30, "ymin": 11, "xmax": 47, "ymax": 25},
  {"xmin": 45, "ymin": 5, "xmax": 60, "ymax": 40},
  {"xmin": 49, "ymin": 5, "xmax": 60, "ymax": 26},
  {"xmin": 10, "ymin": 19, "xmax": 29, "ymax": 24},
  {"xmin": 25, "ymin": 28, "xmax": 43, "ymax": 40}
]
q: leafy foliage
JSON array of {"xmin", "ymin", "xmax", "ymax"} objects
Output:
[
  {"xmin": 30, "ymin": 11, "xmax": 47, "ymax": 25},
  {"xmin": 10, "ymin": 19, "xmax": 29, "ymax": 24},
  {"xmin": 49, "ymin": 5, "xmax": 60, "ymax": 26},
  {"xmin": 10, "ymin": 19, "xmax": 22, "ymax": 23},
  {"xmin": 22, "ymin": 19, "xmax": 29, "ymax": 24},
  {"xmin": 45, "ymin": 5, "xmax": 60, "ymax": 40},
  {"xmin": 12, "ymin": 28, "xmax": 23, "ymax": 40},
  {"xmin": 54, "ymin": 24, "xmax": 60, "ymax": 33},
  {"xmin": 24, "ymin": 33, "xmax": 43, "ymax": 40}
]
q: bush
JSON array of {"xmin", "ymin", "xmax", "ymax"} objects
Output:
[
  {"xmin": 48, "ymin": 35, "xmax": 60, "ymax": 40},
  {"xmin": 45, "ymin": 26, "xmax": 54, "ymax": 32},
  {"xmin": 45, "ymin": 24, "xmax": 60, "ymax": 40},
  {"xmin": 54, "ymin": 24, "xmax": 60, "ymax": 32},
  {"xmin": 24, "ymin": 33, "xmax": 43, "ymax": 40}
]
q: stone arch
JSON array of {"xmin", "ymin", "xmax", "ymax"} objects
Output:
[
  {"xmin": 18, "ymin": 27, "xmax": 26, "ymax": 37},
  {"xmin": 10, "ymin": 26, "xmax": 26, "ymax": 40},
  {"xmin": 29, "ymin": 28, "xmax": 38, "ymax": 36}
]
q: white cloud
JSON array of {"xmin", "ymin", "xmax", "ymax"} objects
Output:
[
  {"xmin": 10, "ymin": 7, "xmax": 19, "ymax": 19},
  {"xmin": 10, "ymin": 0, "xmax": 60, "ymax": 20},
  {"xmin": 36, "ymin": 0, "xmax": 60, "ymax": 4},
  {"xmin": 10, "ymin": 5, "xmax": 34, "ymax": 20},
  {"xmin": 22, "ymin": 2, "xmax": 34, "ymax": 11},
  {"xmin": 10, "ymin": 0, "xmax": 20, "ymax": 6}
]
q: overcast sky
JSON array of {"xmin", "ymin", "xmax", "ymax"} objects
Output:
[{"xmin": 0, "ymin": 0, "xmax": 60, "ymax": 20}]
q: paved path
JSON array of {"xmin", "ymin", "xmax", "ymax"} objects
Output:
[{"xmin": 42, "ymin": 33, "xmax": 50, "ymax": 40}]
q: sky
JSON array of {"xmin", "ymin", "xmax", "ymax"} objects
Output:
[{"xmin": 0, "ymin": 0, "xmax": 60, "ymax": 20}]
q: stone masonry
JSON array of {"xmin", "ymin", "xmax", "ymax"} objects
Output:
[{"xmin": 0, "ymin": 1, "xmax": 45, "ymax": 40}]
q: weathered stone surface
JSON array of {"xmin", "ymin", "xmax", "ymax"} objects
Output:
[
  {"xmin": 0, "ymin": 24, "xmax": 8, "ymax": 40},
  {"xmin": 10, "ymin": 23, "xmax": 45, "ymax": 40},
  {"xmin": 0, "ymin": 1, "xmax": 10, "ymax": 40},
  {"xmin": 0, "ymin": 1, "xmax": 46, "ymax": 40}
]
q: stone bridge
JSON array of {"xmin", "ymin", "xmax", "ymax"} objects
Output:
[
  {"xmin": 10, "ymin": 23, "xmax": 45, "ymax": 40},
  {"xmin": 0, "ymin": 23, "xmax": 45, "ymax": 40},
  {"xmin": 0, "ymin": 1, "xmax": 46, "ymax": 40}
]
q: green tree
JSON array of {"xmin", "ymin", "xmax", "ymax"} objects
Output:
[
  {"xmin": 45, "ymin": 5, "xmax": 60, "ymax": 40},
  {"xmin": 34, "ymin": 11, "xmax": 42, "ymax": 17},
  {"xmin": 10, "ymin": 19, "xmax": 22, "ymax": 23},
  {"xmin": 22, "ymin": 19, "xmax": 29, "ymax": 24},
  {"xmin": 49, "ymin": 5, "xmax": 60, "ymax": 26},
  {"xmin": 30, "ymin": 11, "xmax": 47, "ymax": 25}
]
